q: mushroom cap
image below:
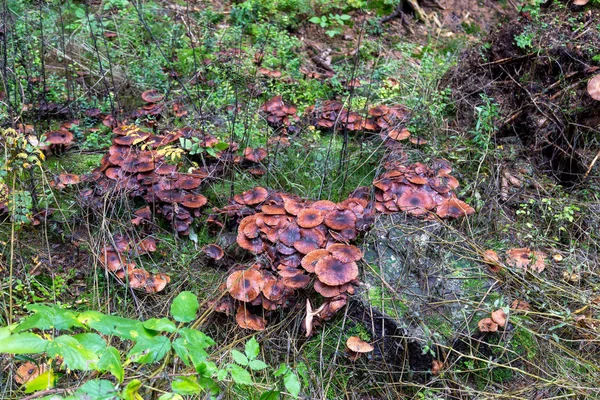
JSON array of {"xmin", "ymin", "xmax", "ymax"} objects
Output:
[
  {"xmin": 297, "ymin": 208, "xmax": 324, "ymax": 228},
  {"xmin": 283, "ymin": 197, "xmax": 303, "ymax": 215},
  {"xmin": 137, "ymin": 237, "xmax": 157, "ymax": 254},
  {"xmin": 242, "ymin": 187, "xmax": 269, "ymax": 205},
  {"xmin": 174, "ymin": 175, "xmax": 203, "ymax": 190},
  {"xmin": 478, "ymin": 318, "xmax": 498, "ymax": 333},
  {"xmin": 482, "ymin": 249, "xmax": 502, "ymax": 272},
  {"xmin": 57, "ymin": 173, "xmax": 80, "ymax": 186},
  {"xmin": 491, "ymin": 309, "xmax": 507, "ymax": 328},
  {"xmin": 301, "ymin": 249, "xmax": 330, "ymax": 273},
  {"xmin": 15, "ymin": 361, "xmax": 45, "ymax": 385},
  {"xmin": 44, "ymin": 130, "xmax": 74, "ymax": 145},
  {"xmin": 409, "ymin": 137, "xmax": 428, "ymax": 145},
  {"xmin": 156, "ymin": 189, "xmax": 185, "ymax": 203},
  {"xmin": 203, "ymin": 244, "xmax": 224, "ymax": 260},
  {"xmin": 324, "ymin": 209, "xmax": 357, "ymax": 230},
  {"xmin": 227, "ymin": 269, "xmax": 265, "ymax": 302},
  {"xmin": 346, "ymin": 336, "xmax": 374, "ymax": 353},
  {"xmin": 244, "ymin": 147, "xmax": 268, "ymax": 163},
  {"xmin": 397, "ymin": 189, "xmax": 435, "ymax": 216},
  {"xmin": 262, "ymin": 203, "xmax": 287, "ymax": 215},
  {"xmin": 315, "ymin": 255, "xmax": 358, "ymax": 286},
  {"xmin": 326, "ymin": 244, "xmax": 363, "ymax": 263},
  {"xmin": 388, "ymin": 128, "xmax": 410, "ymax": 141},
  {"xmin": 506, "ymin": 248, "xmax": 531, "ymax": 270},
  {"xmin": 436, "ymin": 198, "xmax": 475, "ymax": 218},
  {"xmin": 181, "ymin": 193, "xmax": 208, "ymax": 208},
  {"xmin": 278, "ymin": 222, "xmax": 301, "ymax": 247},
  {"xmin": 262, "ymin": 277, "xmax": 290, "ymax": 302},
  {"xmin": 312, "ymin": 200, "xmax": 337, "ymax": 211},
  {"xmin": 314, "ymin": 280, "xmax": 344, "ymax": 297},
  {"xmin": 146, "ymin": 273, "xmax": 170, "ymax": 293},
  {"xmin": 141, "ymin": 89, "xmax": 165, "ymax": 103},
  {"xmin": 282, "ymin": 273, "xmax": 311, "ymax": 289},
  {"xmin": 293, "ymin": 228, "xmax": 326, "ymax": 254},
  {"xmin": 237, "ymin": 230, "xmax": 265, "ymax": 254},
  {"xmin": 236, "ymin": 306, "xmax": 266, "ymax": 331},
  {"xmin": 588, "ymin": 74, "xmax": 600, "ymax": 100},
  {"xmin": 510, "ymin": 299, "xmax": 531, "ymax": 311}
]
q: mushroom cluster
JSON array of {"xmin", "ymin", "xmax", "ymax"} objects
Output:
[
  {"xmin": 260, "ymin": 95, "xmax": 299, "ymax": 135},
  {"xmin": 131, "ymin": 89, "xmax": 165, "ymax": 119},
  {"xmin": 308, "ymin": 101, "xmax": 410, "ymax": 135},
  {"xmin": 42, "ymin": 130, "xmax": 75, "ymax": 154},
  {"xmin": 482, "ymin": 248, "xmax": 547, "ymax": 273},
  {"xmin": 212, "ymin": 187, "xmax": 373, "ymax": 331},
  {"xmin": 85, "ymin": 124, "xmax": 209, "ymax": 235},
  {"xmin": 368, "ymin": 160, "xmax": 475, "ymax": 219},
  {"xmin": 99, "ymin": 233, "xmax": 170, "ymax": 293},
  {"xmin": 477, "ymin": 308, "xmax": 508, "ymax": 333}
]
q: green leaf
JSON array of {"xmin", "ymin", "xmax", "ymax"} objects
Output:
[
  {"xmin": 17, "ymin": 304, "xmax": 83, "ymax": 332},
  {"xmin": 213, "ymin": 142, "xmax": 230, "ymax": 151},
  {"xmin": 231, "ymin": 349, "xmax": 249, "ymax": 366},
  {"xmin": 172, "ymin": 376, "xmax": 202, "ymax": 395},
  {"xmin": 248, "ymin": 359, "xmax": 268, "ymax": 371},
  {"xmin": 128, "ymin": 335, "xmax": 171, "ymax": 364},
  {"xmin": 260, "ymin": 389, "xmax": 281, "ymax": 400},
  {"xmin": 273, "ymin": 363, "xmax": 289, "ymax": 377},
  {"xmin": 74, "ymin": 379, "xmax": 118, "ymax": 400},
  {"xmin": 158, "ymin": 393, "xmax": 184, "ymax": 400},
  {"xmin": 73, "ymin": 333, "xmax": 106, "ymax": 353},
  {"xmin": 0, "ymin": 325, "xmax": 16, "ymax": 340},
  {"xmin": 122, "ymin": 379, "xmax": 143, "ymax": 400},
  {"xmin": 340, "ymin": 14, "xmax": 352, "ymax": 20},
  {"xmin": 24, "ymin": 370, "xmax": 55, "ymax": 393},
  {"xmin": 0, "ymin": 333, "xmax": 48, "ymax": 354},
  {"xmin": 284, "ymin": 371, "xmax": 301, "ymax": 399},
  {"xmin": 309, "ymin": 16, "xmax": 321, "ymax": 24},
  {"xmin": 228, "ymin": 364, "xmax": 253, "ymax": 385},
  {"xmin": 78, "ymin": 311, "xmax": 152, "ymax": 341},
  {"xmin": 245, "ymin": 337, "xmax": 260, "ymax": 360},
  {"xmin": 172, "ymin": 328, "xmax": 215, "ymax": 369},
  {"xmin": 46, "ymin": 335, "xmax": 99, "ymax": 371},
  {"xmin": 143, "ymin": 318, "xmax": 177, "ymax": 333},
  {"xmin": 216, "ymin": 368, "xmax": 228, "ymax": 381},
  {"xmin": 98, "ymin": 347, "xmax": 124, "ymax": 383},
  {"xmin": 170, "ymin": 291, "xmax": 199, "ymax": 323}
]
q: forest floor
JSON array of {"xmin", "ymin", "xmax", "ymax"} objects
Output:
[{"xmin": 1, "ymin": 0, "xmax": 600, "ymax": 399}]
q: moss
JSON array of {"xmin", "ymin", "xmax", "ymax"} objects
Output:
[
  {"xmin": 45, "ymin": 153, "xmax": 104, "ymax": 175},
  {"xmin": 511, "ymin": 326, "xmax": 537, "ymax": 360},
  {"xmin": 366, "ymin": 286, "xmax": 409, "ymax": 320}
]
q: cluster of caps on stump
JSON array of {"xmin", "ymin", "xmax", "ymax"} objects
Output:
[
  {"xmin": 367, "ymin": 159, "xmax": 475, "ymax": 219},
  {"xmin": 98, "ymin": 233, "xmax": 170, "ymax": 293},
  {"xmin": 85, "ymin": 124, "xmax": 210, "ymax": 235},
  {"xmin": 211, "ymin": 186, "xmax": 373, "ymax": 331}
]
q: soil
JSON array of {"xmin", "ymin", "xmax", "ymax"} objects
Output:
[{"xmin": 446, "ymin": 4, "xmax": 600, "ymax": 184}]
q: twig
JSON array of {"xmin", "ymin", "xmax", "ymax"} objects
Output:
[
  {"xmin": 584, "ymin": 149, "xmax": 600, "ymax": 179},
  {"xmin": 21, "ymin": 388, "xmax": 70, "ymax": 400}
]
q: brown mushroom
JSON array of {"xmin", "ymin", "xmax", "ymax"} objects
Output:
[
  {"xmin": 491, "ymin": 309, "xmax": 507, "ymax": 328},
  {"xmin": 181, "ymin": 193, "xmax": 208, "ymax": 209},
  {"xmin": 297, "ymin": 208, "xmax": 324, "ymax": 228},
  {"xmin": 236, "ymin": 306, "xmax": 266, "ymax": 331},
  {"xmin": 242, "ymin": 187, "xmax": 269, "ymax": 205},
  {"xmin": 326, "ymin": 244, "xmax": 362, "ymax": 263},
  {"xmin": 203, "ymin": 244, "xmax": 224, "ymax": 260},
  {"xmin": 227, "ymin": 269, "xmax": 265, "ymax": 302},
  {"xmin": 588, "ymin": 74, "xmax": 600, "ymax": 101},
  {"xmin": 346, "ymin": 336, "xmax": 374, "ymax": 353},
  {"xmin": 314, "ymin": 256, "xmax": 358, "ymax": 286},
  {"xmin": 244, "ymin": 147, "xmax": 268, "ymax": 163},
  {"xmin": 141, "ymin": 89, "xmax": 165, "ymax": 103},
  {"xmin": 397, "ymin": 189, "xmax": 435, "ymax": 216},
  {"xmin": 435, "ymin": 198, "xmax": 475, "ymax": 219},
  {"xmin": 506, "ymin": 248, "xmax": 531, "ymax": 270},
  {"xmin": 324, "ymin": 209, "xmax": 357, "ymax": 231},
  {"xmin": 301, "ymin": 249, "xmax": 330, "ymax": 273},
  {"xmin": 293, "ymin": 228, "xmax": 326, "ymax": 254},
  {"xmin": 478, "ymin": 318, "xmax": 498, "ymax": 333}
]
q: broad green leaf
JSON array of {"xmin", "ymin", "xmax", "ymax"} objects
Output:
[
  {"xmin": 260, "ymin": 389, "xmax": 281, "ymax": 400},
  {"xmin": 122, "ymin": 379, "xmax": 143, "ymax": 400},
  {"xmin": 0, "ymin": 325, "xmax": 16, "ymax": 340},
  {"xmin": 199, "ymin": 377, "xmax": 220, "ymax": 395},
  {"xmin": 228, "ymin": 364, "xmax": 253, "ymax": 385},
  {"xmin": 216, "ymin": 368, "xmax": 228, "ymax": 381},
  {"xmin": 213, "ymin": 142, "xmax": 229, "ymax": 151},
  {"xmin": 0, "ymin": 332, "xmax": 48, "ymax": 354},
  {"xmin": 46, "ymin": 335, "xmax": 98, "ymax": 371},
  {"xmin": 170, "ymin": 291, "xmax": 199, "ymax": 323},
  {"xmin": 231, "ymin": 349, "xmax": 248, "ymax": 366},
  {"xmin": 158, "ymin": 393, "xmax": 184, "ymax": 400},
  {"xmin": 197, "ymin": 361, "xmax": 217, "ymax": 378},
  {"xmin": 173, "ymin": 328, "xmax": 215, "ymax": 369},
  {"xmin": 172, "ymin": 376, "xmax": 202, "ymax": 395},
  {"xmin": 78, "ymin": 311, "xmax": 152, "ymax": 341},
  {"xmin": 98, "ymin": 347, "xmax": 124, "ymax": 383},
  {"xmin": 309, "ymin": 16, "xmax": 321, "ymax": 24},
  {"xmin": 73, "ymin": 379, "xmax": 118, "ymax": 400},
  {"xmin": 245, "ymin": 337, "xmax": 260, "ymax": 359},
  {"xmin": 284, "ymin": 371, "xmax": 301, "ymax": 399},
  {"xmin": 248, "ymin": 359, "xmax": 268, "ymax": 371},
  {"xmin": 273, "ymin": 363, "xmax": 289, "ymax": 377},
  {"xmin": 143, "ymin": 318, "xmax": 177, "ymax": 333},
  {"xmin": 24, "ymin": 370, "xmax": 55, "ymax": 393},
  {"xmin": 17, "ymin": 304, "xmax": 83, "ymax": 332},
  {"xmin": 73, "ymin": 333, "xmax": 106, "ymax": 353},
  {"xmin": 127, "ymin": 335, "xmax": 171, "ymax": 364}
]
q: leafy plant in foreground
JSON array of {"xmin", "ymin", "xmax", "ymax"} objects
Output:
[{"xmin": 0, "ymin": 291, "xmax": 301, "ymax": 399}]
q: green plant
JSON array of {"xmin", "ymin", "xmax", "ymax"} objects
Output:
[
  {"xmin": 0, "ymin": 292, "xmax": 302, "ymax": 399},
  {"xmin": 515, "ymin": 30, "xmax": 534, "ymax": 50},
  {"xmin": 469, "ymin": 94, "xmax": 500, "ymax": 151},
  {"xmin": 308, "ymin": 13, "xmax": 351, "ymax": 37},
  {"xmin": 179, "ymin": 137, "xmax": 230, "ymax": 157}
]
